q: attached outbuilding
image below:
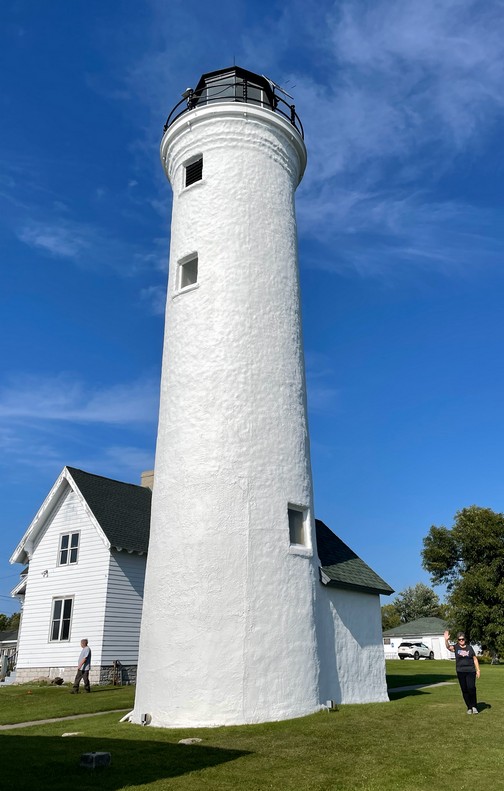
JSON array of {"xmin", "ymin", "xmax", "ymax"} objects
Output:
[{"xmin": 316, "ymin": 520, "xmax": 394, "ymax": 703}]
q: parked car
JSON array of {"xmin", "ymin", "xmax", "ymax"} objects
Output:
[{"xmin": 398, "ymin": 641, "xmax": 434, "ymax": 660}]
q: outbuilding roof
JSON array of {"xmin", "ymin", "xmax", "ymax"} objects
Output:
[
  {"xmin": 316, "ymin": 520, "xmax": 394, "ymax": 596},
  {"xmin": 382, "ymin": 616, "xmax": 448, "ymax": 637}
]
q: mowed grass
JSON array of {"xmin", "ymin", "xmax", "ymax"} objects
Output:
[
  {"xmin": 0, "ymin": 683, "xmax": 134, "ymax": 724},
  {"xmin": 1, "ymin": 662, "xmax": 503, "ymax": 791}
]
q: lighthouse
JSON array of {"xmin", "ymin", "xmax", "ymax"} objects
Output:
[{"xmin": 132, "ymin": 66, "xmax": 321, "ymax": 727}]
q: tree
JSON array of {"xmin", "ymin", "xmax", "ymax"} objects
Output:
[
  {"xmin": 422, "ymin": 506, "xmax": 504, "ymax": 655},
  {"xmin": 381, "ymin": 583, "xmax": 444, "ymax": 631},
  {"xmin": 393, "ymin": 582, "xmax": 443, "ymax": 623},
  {"xmin": 0, "ymin": 612, "xmax": 20, "ymax": 631},
  {"xmin": 381, "ymin": 603, "xmax": 401, "ymax": 631},
  {"xmin": 7, "ymin": 612, "xmax": 20, "ymax": 630}
]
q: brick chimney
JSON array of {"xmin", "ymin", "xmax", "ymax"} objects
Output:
[{"xmin": 140, "ymin": 470, "xmax": 154, "ymax": 490}]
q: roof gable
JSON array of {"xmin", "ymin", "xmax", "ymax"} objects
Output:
[
  {"xmin": 11, "ymin": 467, "xmax": 151, "ymax": 565},
  {"xmin": 316, "ymin": 520, "xmax": 394, "ymax": 596},
  {"xmin": 66, "ymin": 468, "xmax": 151, "ymax": 554}
]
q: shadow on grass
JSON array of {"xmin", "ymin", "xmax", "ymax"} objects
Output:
[
  {"xmin": 0, "ymin": 734, "xmax": 250, "ymax": 791},
  {"xmin": 70, "ymin": 687, "xmax": 128, "ymax": 694},
  {"xmin": 387, "ymin": 688, "xmax": 435, "ymax": 700},
  {"xmin": 386, "ymin": 672, "xmax": 456, "ymax": 690}
]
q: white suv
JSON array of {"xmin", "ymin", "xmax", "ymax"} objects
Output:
[{"xmin": 398, "ymin": 641, "xmax": 434, "ymax": 660}]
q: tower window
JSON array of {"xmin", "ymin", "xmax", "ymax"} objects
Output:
[
  {"xmin": 288, "ymin": 506, "xmax": 307, "ymax": 546},
  {"xmin": 177, "ymin": 254, "xmax": 198, "ymax": 291},
  {"xmin": 185, "ymin": 156, "xmax": 203, "ymax": 187}
]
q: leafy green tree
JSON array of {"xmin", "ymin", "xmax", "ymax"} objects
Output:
[
  {"xmin": 393, "ymin": 582, "xmax": 443, "ymax": 623},
  {"xmin": 381, "ymin": 603, "xmax": 401, "ymax": 631},
  {"xmin": 0, "ymin": 612, "xmax": 20, "ymax": 631},
  {"xmin": 7, "ymin": 612, "xmax": 20, "ymax": 630},
  {"xmin": 422, "ymin": 506, "xmax": 504, "ymax": 654}
]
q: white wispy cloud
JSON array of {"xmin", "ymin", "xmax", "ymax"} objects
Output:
[
  {"xmin": 96, "ymin": 0, "xmax": 504, "ymax": 280},
  {"xmin": 65, "ymin": 445, "xmax": 155, "ymax": 481},
  {"xmin": 244, "ymin": 0, "xmax": 504, "ymax": 275},
  {"xmin": 305, "ymin": 351, "xmax": 340, "ymax": 413},
  {"xmin": 140, "ymin": 284, "xmax": 167, "ymax": 315},
  {"xmin": 299, "ymin": 192, "xmax": 504, "ymax": 276},
  {"xmin": 0, "ymin": 426, "xmax": 154, "ymax": 482},
  {"xmin": 16, "ymin": 217, "xmax": 166, "ymax": 276},
  {"xmin": 292, "ymin": 0, "xmax": 504, "ymax": 180},
  {"xmin": 0, "ymin": 374, "xmax": 159, "ymax": 425},
  {"xmin": 17, "ymin": 222, "xmax": 89, "ymax": 259}
]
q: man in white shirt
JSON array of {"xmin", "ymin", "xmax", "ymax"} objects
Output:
[{"xmin": 71, "ymin": 639, "xmax": 91, "ymax": 693}]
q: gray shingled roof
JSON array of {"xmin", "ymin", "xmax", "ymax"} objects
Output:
[
  {"xmin": 382, "ymin": 616, "xmax": 448, "ymax": 637},
  {"xmin": 67, "ymin": 467, "xmax": 151, "ymax": 554},
  {"xmin": 316, "ymin": 519, "xmax": 394, "ymax": 595},
  {"xmin": 0, "ymin": 630, "xmax": 18, "ymax": 644}
]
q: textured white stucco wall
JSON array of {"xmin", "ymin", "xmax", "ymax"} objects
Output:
[
  {"xmin": 316, "ymin": 586, "xmax": 389, "ymax": 704},
  {"xmin": 133, "ymin": 103, "xmax": 321, "ymax": 727}
]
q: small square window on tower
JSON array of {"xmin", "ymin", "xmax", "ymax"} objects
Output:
[
  {"xmin": 288, "ymin": 505, "xmax": 307, "ymax": 547},
  {"xmin": 177, "ymin": 254, "xmax": 198, "ymax": 291},
  {"xmin": 185, "ymin": 156, "xmax": 203, "ymax": 187}
]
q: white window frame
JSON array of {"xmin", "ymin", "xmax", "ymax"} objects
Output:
[
  {"xmin": 49, "ymin": 596, "xmax": 74, "ymax": 642},
  {"xmin": 176, "ymin": 253, "xmax": 199, "ymax": 293},
  {"xmin": 58, "ymin": 531, "xmax": 80, "ymax": 566},
  {"xmin": 287, "ymin": 504, "xmax": 312, "ymax": 555}
]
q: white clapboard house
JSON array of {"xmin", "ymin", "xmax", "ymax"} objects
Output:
[
  {"xmin": 10, "ymin": 466, "xmax": 393, "ymax": 700},
  {"xmin": 10, "ymin": 467, "xmax": 151, "ymax": 685}
]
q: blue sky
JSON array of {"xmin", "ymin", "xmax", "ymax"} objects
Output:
[{"xmin": 2, "ymin": 0, "xmax": 504, "ymax": 615}]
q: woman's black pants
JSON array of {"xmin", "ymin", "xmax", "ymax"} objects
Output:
[{"xmin": 457, "ymin": 671, "xmax": 477, "ymax": 709}]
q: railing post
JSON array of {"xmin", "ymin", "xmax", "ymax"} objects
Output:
[
  {"xmin": 290, "ymin": 104, "xmax": 296, "ymax": 125},
  {"xmin": 243, "ymin": 79, "xmax": 247, "ymax": 104}
]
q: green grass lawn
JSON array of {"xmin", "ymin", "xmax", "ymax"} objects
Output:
[
  {"xmin": 0, "ymin": 683, "xmax": 135, "ymax": 724},
  {"xmin": 1, "ymin": 662, "xmax": 502, "ymax": 791}
]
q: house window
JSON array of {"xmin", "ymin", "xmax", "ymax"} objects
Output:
[
  {"xmin": 177, "ymin": 254, "xmax": 198, "ymax": 291},
  {"xmin": 185, "ymin": 156, "xmax": 203, "ymax": 187},
  {"xmin": 288, "ymin": 505, "xmax": 307, "ymax": 546},
  {"xmin": 383, "ymin": 638, "xmax": 391, "ymax": 645},
  {"xmin": 50, "ymin": 597, "xmax": 73, "ymax": 641},
  {"xmin": 58, "ymin": 532, "xmax": 80, "ymax": 565}
]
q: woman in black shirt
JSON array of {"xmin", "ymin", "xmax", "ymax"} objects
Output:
[{"xmin": 444, "ymin": 630, "xmax": 480, "ymax": 714}]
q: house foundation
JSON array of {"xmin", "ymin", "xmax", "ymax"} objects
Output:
[{"xmin": 13, "ymin": 664, "xmax": 137, "ymax": 685}]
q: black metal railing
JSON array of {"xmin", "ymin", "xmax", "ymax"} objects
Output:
[{"xmin": 163, "ymin": 80, "xmax": 304, "ymax": 139}]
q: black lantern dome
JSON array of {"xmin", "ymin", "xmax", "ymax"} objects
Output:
[{"xmin": 163, "ymin": 66, "xmax": 303, "ymax": 138}]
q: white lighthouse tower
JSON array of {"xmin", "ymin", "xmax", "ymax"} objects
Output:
[{"xmin": 132, "ymin": 67, "xmax": 321, "ymax": 727}]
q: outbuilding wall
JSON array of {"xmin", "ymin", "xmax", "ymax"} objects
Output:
[{"xmin": 316, "ymin": 586, "xmax": 389, "ymax": 704}]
